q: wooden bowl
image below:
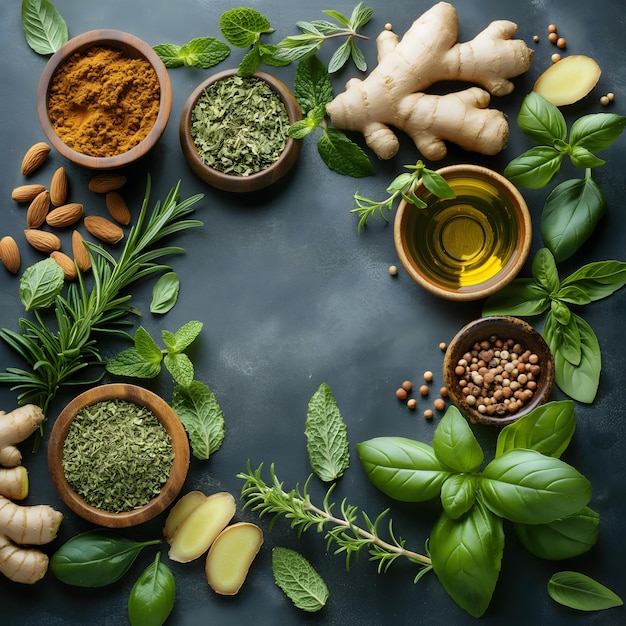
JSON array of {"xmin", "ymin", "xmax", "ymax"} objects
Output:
[
  {"xmin": 179, "ymin": 69, "xmax": 302, "ymax": 192},
  {"xmin": 443, "ymin": 316, "xmax": 555, "ymax": 426},
  {"xmin": 394, "ymin": 164, "xmax": 532, "ymax": 301},
  {"xmin": 48, "ymin": 384, "xmax": 189, "ymax": 527},
  {"xmin": 37, "ymin": 30, "xmax": 172, "ymax": 170}
]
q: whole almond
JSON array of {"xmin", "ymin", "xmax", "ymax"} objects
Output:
[
  {"xmin": 21, "ymin": 142, "xmax": 50, "ymax": 175},
  {"xmin": 84, "ymin": 215, "xmax": 124, "ymax": 244},
  {"xmin": 0, "ymin": 236, "xmax": 21, "ymax": 274},
  {"xmin": 50, "ymin": 250, "xmax": 77, "ymax": 281},
  {"xmin": 46, "ymin": 203, "xmax": 83, "ymax": 228},
  {"xmin": 12, "ymin": 184, "xmax": 47, "ymax": 203},
  {"xmin": 24, "ymin": 229, "xmax": 62, "ymax": 253},
  {"xmin": 71, "ymin": 230, "xmax": 91, "ymax": 272},
  {"xmin": 50, "ymin": 166, "xmax": 69, "ymax": 206},
  {"xmin": 105, "ymin": 191, "xmax": 131, "ymax": 225},
  {"xmin": 26, "ymin": 190, "xmax": 51, "ymax": 228},
  {"xmin": 88, "ymin": 174, "xmax": 127, "ymax": 193}
]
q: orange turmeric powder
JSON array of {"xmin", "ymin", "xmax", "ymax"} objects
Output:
[{"xmin": 47, "ymin": 46, "xmax": 160, "ymax": 157}]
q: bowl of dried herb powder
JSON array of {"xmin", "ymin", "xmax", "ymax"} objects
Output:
[
  {"xmin": 179, "ymin": 69, "xmax": 302, "ymax": 192},
  {"xmin": 48, "ymin": 384, "xmax": 189, "ymax": 527}
]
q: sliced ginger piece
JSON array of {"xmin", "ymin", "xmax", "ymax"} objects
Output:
[
  {"xmin": 167, "ymin": 491, "xmax": 236, "ymax": 563},
  {"xmin": 205, "ymin": 522, "xmax": 263, "ymax": 595},
  {"xmin": 163, "ymin": 490, "xmax": 207, "ymax": 541},
  {"xmin": 534, "ymin": 55, "xmax": 601, "ymax": 106}
]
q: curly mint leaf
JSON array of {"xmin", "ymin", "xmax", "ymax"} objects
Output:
[
  {"xmin": 22, "ymin": 0, "xmax": 68, "ymax": 55},
  {"xmin": 220, "ymin": 8, "xmax": 272, "ymax": 48},
  {"xmin": 318, "ymin": 128, "xmax": 374, "ymax": 178},
  {"xmin": 19, "ymin": 258, "xmax": 64, "ymax": 311},
  {"xmin": 548, "ymin": 571, "xmax": 623, "ymax": 611}
]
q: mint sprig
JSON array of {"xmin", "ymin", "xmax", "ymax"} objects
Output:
[{"xmin": 152, "ymin": 37, "xmax": 230, "ymax": 69}]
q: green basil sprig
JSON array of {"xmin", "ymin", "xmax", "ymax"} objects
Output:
[
  {"xmin": 548, "ymin": 571, "xmax": 623, "ymax": 611},
  {"xmin": 483, "ymin": 248, "xmax": 626, "ymax": 403},
  {"xmin": 128, "ymin": 553, "xmax": 176, "ymax": 626}
]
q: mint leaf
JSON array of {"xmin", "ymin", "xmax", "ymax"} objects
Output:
[
  {"xmin": 106, "ymin": 348, "xmax": 162, "ymax": 379},
  {"xmin": 134, "ymin": 327, "xmax": 163, "ymax": 364},
  {"xmin": 173, "ymin": 321, "xmax": 203, "ymax": 352},
  {"xmin": 294, "ymin": 55, "xmax": 333, "ymax": 114},
  {"xmin": 328, "ymin": 40, "xmax": 351, "ymax": 73},
  {"xmin": 164, "ymin": 353, "xmax": 194, "ymax": 387},
  {"xmin": 548, "ymin": 571, "xmax": 623, "ymax": 611},
  {"xmin": 22, "ymin": 0, "xmax": 68, "ymax": 55},
  {"xmin": 220, "ymin": 8, "xmax": 271, "ymax": 48},
  {"xmin": 305, "ymin": 383, "xmax": 349, "ymax": 482},
  {"xmin": 272, "ymin": 547, "xmax": 329, "ymax": 612},
  {"xmin": 238, "ymin": 45, "xmax": 262, "ymax": 77},
  {"xmin": 318, "ymin": 128, "xmax": 374, "ymax": 177},
  {"xmin": 19, "ymin": 258, "xmax": 64, "ymax": 311},
  {"xmin": 179, "ymin": 37, "xmax": 230, "ymax": 68},
  {"xmin": 172, "ymin": 381, "xmax": 225, "ymax": 460},
  {"xmin": 152, "ymin": 43, "xmax": 185, "ymax": 68}
]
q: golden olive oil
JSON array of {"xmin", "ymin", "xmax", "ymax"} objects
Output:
[{"xmin": 405, "ymin": 176, "xmax": 520, "ymax": 291}]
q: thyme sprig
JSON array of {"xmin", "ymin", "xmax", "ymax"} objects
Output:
[
  {"xmin": 238, "ymin": 462, "xmax": 432, "ymax": 580},
  {"xmin": 0, "ymin": 178, "xmax": 203, "ymax": 442}
]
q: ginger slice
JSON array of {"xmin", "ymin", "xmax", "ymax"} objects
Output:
[
  {"xmin": 534, "ymin": 55, "xmax": 601, "ymax": 106},
  {"xmin": 163, "ymin": 490, "xmax": 207, "ymax": 542}
]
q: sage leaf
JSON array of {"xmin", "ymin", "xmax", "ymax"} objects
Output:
[
  {"xmin": 482, "ymin": 279, "xmax": 550, "ymax": 317},
  {"xmin": 430, "ymin": 501, "xmax": 504, "ymax": 618},
  {"xmin": 357, "ymin": 437, "xmax": 450, "ymax": 502},
  {"xmin": 19, "ymin": 258, "xmax": 65, "ymax": 311},
  {"xmin": 22, "ymin": 0, "xmax": 69, "ymax": 55},
  {"xmin": 317, "ymin": 128, "xmax": 374, "ymax": 177},
  {"xmin": 541, "ymin": 177, "xmax": 606, "ymax": 263},
  {"xmin": 128, "ymin": 552, "xmax": 176, "ymax": 626},
  {"xmin": 50, "ymin": 530, "xmax": 160, "ymax": 588},
  {"xmin": 305, "ymin": 383, "xmax": 350, "ymax": 482},
  {"xmin": 569, "ymin": 113, "xmax": 626, "ymax": 153},
  {"xmin": 172, "ymin": 381, "xmax": 225, "ymax": 460},
  {"xmin": 504, "ymin": 146, "xmax": 564, "ymax": 188},
  {"xmin": 150, "ymin": 273, "xmax": 179, "ymax": 314},
  {"xmin": 432, "ymin": 405, "xmax": 483, "ymax": 473},
  {"xmin": 220, "ymin": 8, "xmax": 272, "ymax": 48},
  {"xmin": 135, "ymin": 327, "xmax": 163, "ymax": 364},
  {"xmin": 547, "ymin": 571, "xmax": 623, "ymax": 611},
  {"xmin": 532, "ymin": 247, "xmax": 560, "ymax": 293},
  {"xmin": 440, "ymin": 474, "xmax": 476, "ymax": 520},
  {"xmin": 517, "ymin": 91, "xmax": 567, "ymax": 145},
  {"xmin": 495, "ymin": 400, "xmax": 576, "ymax": 459},
  {"xmin": 153, "ymin": 38, "xmax": 230, "ymax": 69},
  {"xmin": 479, "ymin": 448, "xmax": 591, "ymax": 524},
  {"xmin": 164, "ymin": 353, "xmax": 194, "ymax": 387},
  {"xmin": 272, "ymin": 547, "xmax": 329, "ymax": 612},
  {"xmin": 106, "ymin": 348, "xmax": 162, "ymax": 379},
  {"xmin": 293, "ymin": 55, "xmax": 333, "ymax": 115},
  {"xmin": 559, "ymin": 259, "xmax": 626, "ymax": 302},
  {"xmin": 515, "ymin": 506, "xmax": 599, "ymax": 560}
]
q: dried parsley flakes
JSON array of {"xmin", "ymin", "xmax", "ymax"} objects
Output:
[
  {"xmin": 62, "ymin": 399, "xmax": 174, "ymax": 513},
  {"xmin": 190, "ymin": 75, "xmax": 290, "ymax": 176}
]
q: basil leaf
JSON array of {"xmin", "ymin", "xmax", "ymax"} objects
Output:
[
  {"xmin": 547, "ymin": 571, "xmax": 623, "ymax": 611},
  {"xmin": 532, "ymin": 248, "xmax": 560, "ymax": 293},
  {"xmin": 328, "ymin": 39, "xmax": 351, "ymax": 73},
  {"xmin": 440, "ymin": 474, "xmax": 476, "ymax": 520},
  {"xmin": 569, "ymin": 113, "xmax": 626, "ymax": 152},
  {"xmin": 421, "ymin": 168, "xmax": 456, "ymax": 199},
  {"xmin": 50, "ymin": 530, "xmax": 160, "ymax": 588},
  {"xmin": 554, "ymin": 284, "xmax": 592, "ymax": 305},
  {"xmin": 317, "ymin": 128, "xmax": 374, "ymax": 178},
  {"xmin": 517, "ymin": 91, "xmax": 567, "ymax": 145},
  {"xmin": 430, "ymin": 501, "xmax": 504, "ymax": 618},
  {"xmin": 495, "ymin": 400, "xmax": 576, "ymax": 459},
  {"xmin": 544, "ymin": 310, "xmax": 581, "ymax": 366},
  {"xmin": 305, "ymin": 383, "xmax": 350, "ymax": 482},
  {"xmin": 219, "ymin": 8, "xmax": 271, "ymax": 48},
  {"xmin": 22, "ymin": 0, "xmax": 69, "ymax": 55},
  {"xmin": 106, "ymin": 348, "xmax": 162, "ymax": 379},
  {"xmin": 482, "ymin": 279, "xmax": 550, "ymax": 317},
  {"xmin": 550, "ymin": 299, "xmax": 571, "ymax": 326},
  {"xmin": 559, "ymin": 260, "xmax": 626, "ymax": 302},
  {"xmin": 164, "ymin": 352, "xmax": 194, "ymax": 387},
  {"xmin": 356, "ymin": 437, "xmax": 449, "ymax": 502},
  {"xmin": 569, "ymin": 146, "xmax": 605, "ymax": 169},
  {"xmin": 504, "ymin": 146, "xmax": 564, "ymax": 189},
  {"xmin": 432, "ymin": 405, "xmax": 483, "ymax": 472},
  {"xmin": 479, "ymin": 448, "xmax": 591, "ymax": 524},
  {"xmin": 540, "ymin": 177, "xmax": 606, "ymax": 263},
  {"xmin": 272, "ymin": 548, "xmax": 329, "ymax": 612},
  {"xmin": 128, "ymin": 553, "xmax": 176, "ymax": 626},
  {"xmin": 294, "ymin": 55, "xmax": 333, "ymax": 114},
  {"xmin": 135, "ymin": 326, "xmax": 163, "ymax": 364},
  {"xmin": 19, "ymin": 258, "xmax": 65, "ymax": 311},
  {"xmin": 172, "ymin": 381, "xmax": 225, "ymax": 460},
  {"xmin": 515, "ymin": 506, "xmax": 599, "ymax": 560}
]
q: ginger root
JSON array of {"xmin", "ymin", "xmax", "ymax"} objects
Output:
[{"xmin": 326, "ymin": 2, "xmax": 533, "ymax": 160}]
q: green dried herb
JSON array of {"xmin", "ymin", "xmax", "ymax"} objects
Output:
[
  {"xmin": 62, "ymin": 399, "xmax": 174, "ymax": 512},
  {"xmin": 190, "ymin": 75, "xmax": 290, "ymax": 176}
]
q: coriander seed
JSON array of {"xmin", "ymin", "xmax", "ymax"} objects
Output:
[{"xmin": 407, "ymin": 398, "xmax": 417, "ymax": 410}]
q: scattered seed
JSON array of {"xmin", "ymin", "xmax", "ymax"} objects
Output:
[
  {"xmin": 419, "ymin": 385, "xmax": 429, "ymax": 397},
  {"xmin": 396, "ymin": 388, "xmax": 408, "ymax": 400},
  {"xmin": 401, "ymin": 380, "xmax": 413, "ymax": 392},
  {"xmin": 388, "ymin": 265, "xmax": 398, "ymax": 276},
  {"xmin": 601, "ymin": 95, "xmax": 610, "ymax": 106},
  {"xmin": 533, "ymin": 35, "xmax": 539, "ymax": 43},
  {"xmin": 548, "ymin": 32, "xmax": 558, "ymax": 43},
  {"xmin": 439, "ymin": 386, "xmax": 448, "ymax": 397},
  {"xmin": 438, "ymin": 342, "xmax": 447, "ymax": 351},
  {"xmin": 548, "ymin": 24, "xmax": 557, "ymax": 33},
  {"xmin": 608, "ymin": 92, "xmax": 615, "ymax": 101},
  {"xmin": 407, "ymin": 398, "xmax": 417, "ymax": 410},
  {"xmin": 434, "ymin": 398, "xmax": 446, "ymax": 411},
  {"xmin": 556, "ymin": 37, "xmax": 566, "ymax": 49},
  {"xmin": 423, "ymin": 409, "xmax": 433, "ymax": 420},
  {"xmin": 551, "ymin": 53, "xmax": 561, "ymax": 63},
  {"xmin": 423, "ymin": 371, "xmax": 433, "ymax": 383}
]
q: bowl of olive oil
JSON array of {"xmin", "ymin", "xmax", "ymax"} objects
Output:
[{"xmin": 394, "ymin": 164, "xmax": 532, "ymax": 301}]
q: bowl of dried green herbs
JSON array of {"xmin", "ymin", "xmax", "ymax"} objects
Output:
[
  {"xmin": 48, "ymin": 384, "xmax": 190, "ymax": 528},
  {"xmin": 179, "ymin": 69, "xmax": 302, "ymax": 192}
]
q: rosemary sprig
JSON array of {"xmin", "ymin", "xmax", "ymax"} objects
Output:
[
  {"xmin": 0, "ymin": 178, "xmax": 203, "ymax": 443},
  {"xmin": 238, "ymin": 462, "xmax": 432, "ymax": 581}
]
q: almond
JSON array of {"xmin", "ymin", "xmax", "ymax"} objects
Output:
[
  {"xmin": 50, "ymin": 166, "xmax": 69, "ymax": 206},
  {"xmin": 0, "ymin": 236, "xmax": 21, "ymax": 274},
  {"xmin": 84, "ymin": 215, "xmax": 124, "ymax": 244},
  {"xmin": 88, "ymin": 174, "xmax": 127, "ymax": 193},
  {"xmin": 21, "ymin": 142, "xmax": 51, "ymax": 175},
  {"xmin": 24, "ymin": 229, "xmax": 62, "ymax": 253},
  {"xmin": 50, "ymin": 250, "xmax": 77, "ymax": 281},
  {"xmin": 105, "ymin": 191, "xmax": 131, "ymax": 225},
  {"xmin": 26, "ymin": 190, "xmax": 50, "ymax": 229},
  {"xmin": 71, "ymin": 230, "xmax": 91, "ymax": 272},
  {"xmin": 46, "ymin": 203, "xmax": 83, "ymax": 228},
  {"xmin": 12, "ymin": 184, "xmax": 47, "ymax": 203}
]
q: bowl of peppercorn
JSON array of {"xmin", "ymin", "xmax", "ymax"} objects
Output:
[
  {"xmin": 37, "ymin": 29, "xmax": 172, "ymax": 170},
  {"xmin": 442, "ymin": 316, "xmax": 555, "ymax": 426},
  {"xmin": 48, "ymin": 384, "xmax": 190, "ymax": 528},
  {"xmin": 179, "ymin": 69, "xmax": 302, "ymax": 192}
]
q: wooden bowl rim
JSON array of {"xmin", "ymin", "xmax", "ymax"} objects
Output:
[
  {"xmin": 36, "ymin": 29, "xmax": 172, "ymax": 170},
  {"xmin": 48, "ymin": 383, "xmax": 189, "ymax": 527},
  {"xmin": 179, "ymin": 68, "xmax": 302, "ymax": 192},
  {"xmin": 393, "ymin": 164, "xmax": 532, "ymax": 302}
]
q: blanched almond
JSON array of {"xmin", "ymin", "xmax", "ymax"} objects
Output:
[
  {"xmin": 50, "ymin": 250, "xmax": 77, "ymax": 281},
  {"xmin": 12, "ymin": 184, "xmax": 46, "ymax": 203},
  {"xmin": 21, "ymin": 142, "xmax": 50, "ymax": 175},
  {"xmin": 26, "ymin": 190, "xmax": 50, "ymax": 228},
  {"xmin": 50, "ymin": 166, "xmax": 68, "ymax": 206},
  {"xmin": 24, "ymin": 229, "xmax": 62, "ymax": 253},
  {"xmin": 0, "ymin": 236, "xmax": 21, "ymax": 274},
  {"xmin": 88, "ymin": 174, "xmax": 127, "ymax": 193},
  {"xmin": 83, "ymin": 215, "xmax": 124, "ymax": 244},
  {"xmin": 71, "ymin": 230, "xmax": 91, "ymax": 272},
  {"xmin": 105, "ymin": 191, "xmax": 131, "ymax": 225},
  {"xmin": 46, "ymin": 203, "xmax": 83, "ymax": 228}
]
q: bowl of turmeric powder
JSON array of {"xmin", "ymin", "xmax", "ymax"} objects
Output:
[{"xmin": 37, "ymin": 30, "xmax": 172, "ymax": 170}]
